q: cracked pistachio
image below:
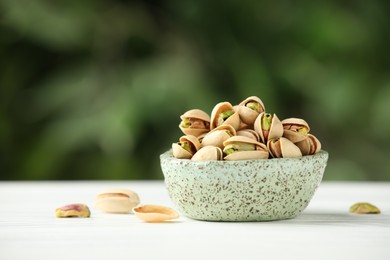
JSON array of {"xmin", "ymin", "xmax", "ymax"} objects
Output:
[
  {"xmin": 55, "ymin": 203, "xmax": 90, "ymax": 218},
  {"xmin": 350, "ymin": 202, "xmax": 381, "ymax": 214}
]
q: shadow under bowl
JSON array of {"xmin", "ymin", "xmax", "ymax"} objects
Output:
[{"xmin": 160, "ymin": 150, "xmax": 328, "ymax": 222}]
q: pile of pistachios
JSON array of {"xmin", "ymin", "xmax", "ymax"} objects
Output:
[{"xmin": 172, "ymin": 96, "xmax": 321, "ymax": 161}]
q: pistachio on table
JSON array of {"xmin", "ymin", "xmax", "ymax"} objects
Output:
[
  {"xmin": 171, "ymin": 96, "xmax": 322, "ymax": 161},
  {"xmin": 55, "ymin": 203, "xmax": 90, "ymax": 218},
  {"xmin": 133, "ymin": 204, "xmax": 179, "ymax": 222},
  {"xmin": 350, "ymin": 202, "xmax": 381, "ymax": 214},
  {"xmin": 94, "ymin": 188, "xmax": 140, "ymax": 213}
]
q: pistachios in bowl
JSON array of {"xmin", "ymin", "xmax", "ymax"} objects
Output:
[{"xmin": 172, "ymin": 96, "xmax": 322, "ymax": 161}]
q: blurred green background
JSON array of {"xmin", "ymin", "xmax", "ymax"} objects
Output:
[{"xmin": 1, "ymin": 0, "xmax": 389, "ymax": 180}]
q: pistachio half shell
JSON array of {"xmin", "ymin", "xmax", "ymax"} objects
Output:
[
  {"xmin": 192, "ymin": 146, "xmax": 223, "ymax": 161},
  {"xmin": 282, "ymin": 118, "xmax": 310, "ymax": 143},
  {"xmin": 94, "ymin": 188, "xmax": 140, "ymax": 213},
  {"xmin": 254, "ymin": 112, "xmax": 283, "ymax": 143},
  {"xmin": 201, "ymin": 124, "xmax": 236, "ymax": 149},
  {"xmin": 172, "ymin": 135, "xmax": 201, "ymax": 159},
  {"xmin": 223, "ymin": 136, "xmax": 269, "ymax": 160},
  {"xmin": 267, "ymin": 137, "xmax": 302, "ymax": 158},
  {"xmin": 238, "ymin": 96, "xmax": 266, "ymax": 125},
  {"xmin": 133, "ymin": 204, "xmax": 179, "ymax": 222},
  {"xmin": 179, "ymin": 109, "xmax": 210, "ymax": 137},
  {"xmin": 210, "ymin": 102, "xmax": 241, "ymax": 130}
]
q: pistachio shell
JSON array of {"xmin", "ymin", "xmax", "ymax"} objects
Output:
[
  {"xmin": 133, "ymin": 204, "xmax": 179, "ymax": 222},
  {"xmin": 192, "ymin": 146, "xmax": 223, "ymax": 161},
  {"xmin": 210, "ymin": 102, "xmax": 241, "ymax": 130},
  {"xmin": 236, "ymin": 129, "xmax": 260, "ymax": 141},
  {"xmin": 295, "ymin": 134, "xmax": 321, "ymax": 155},
  {"xmin": 254, "ymin": 113, "xmax": 283, "ymax": 143},
  {"xmin": 180, "ymin": 109, "xmax": 210, "ymax": 122},
  {"xmin": 179, "ymin": 109, "xmax": 210, "ymax": 137},
  {"xmin": 201, "ymin": 124, "xmax": 236, "ymax": 149},
  {"xmin": 172, "ymin": 135, "xmax": 201, "ymax": 159},
  {"xmin": 267, "ymin": 137, "xmax": 302, "ymax": 158},
  {"xmin": 282, "ymin": 118, "xmax": 310, "ymax": 143},
  {"xmin": 238, "ymin": 96, "xmax": 266, "ymax": 125},
  {"xmin": 95, "ymin": 188, "xmax": 140, "ymax": 213},
  {"xmin": 223, "ymin": 136, "xmax": 269, "ymax": 160}
]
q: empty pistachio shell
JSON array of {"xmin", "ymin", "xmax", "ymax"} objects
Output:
[
  {"xmin": 201, "ymin": 124, "xmax": 236, "ymax": 149},
  {"xmin": 267, "ymin": 137, "xmax": 302, "ymax": 158},
  {"xmin": 179, "ymin": 109, "xmax": 210, "ymax": 137},
  {"xmin": 254, "ymin": 113, "xmax": 283, "ymax": 143},
  {"xmin": 95, "ymin": 188, "xmax": 140, "ymax": 213},
  {"xmin": 55, "ymin": 203, "xmax": 90, "ymax": 218},
  {"xmin": 223, "ymin": 136, "xmax": 269, "ymax": 160},
  {"xmin": 133, "ymin": 204, "xmax": 179, "ymax": 222},
  {"xmin": 192, "ymin": 146, "xmax": 223, "ymax": 161},
  {"xmin": 238, "ymin": 96, "xmax": 266, "ymax": 125},
  {"xmin": 350, "ymin": 202, "xmax": 381, "ymax": 214},
  {"xmin": 172, "ymin": 135, "xmax": 201, "ymax": 159},
  {"xmin": 210, "ymin": 102, "xmax": 241, "ymax": 130},
  {"xmin": 282, "ymin": 118, "xmax": 310, "ymax": 143}
]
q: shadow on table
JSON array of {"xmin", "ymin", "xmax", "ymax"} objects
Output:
[{"xmin": 282, "ymin": 212, "xmax": 389, "ymax": 227}]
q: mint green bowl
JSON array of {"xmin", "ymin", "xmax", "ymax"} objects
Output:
[{"xmin": 160, "ymin": 150, "xmax": 328, "ymax": 222}]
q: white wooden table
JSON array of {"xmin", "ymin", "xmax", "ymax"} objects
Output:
[{"xmin": 0, "ymin": 181, "xmax": 389, "ymax": 260}]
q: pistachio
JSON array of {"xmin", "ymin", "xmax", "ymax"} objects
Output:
[
  {"xmin": 349, "ymin": 202, "xmax": 381, "ymax": 214},
  {"xmin": 223, "ymin": 136, "xmax": 269, "ymax": 160},
  {"xmin": 210, "ymin": 102, "xmax": 241, "ymax": 130},
  {"xmin": 133, "ymin": 204, "xmax": 179, "ymax": 222},
  {"xmin": 254, "ymin": 112, "xmax": 283, "ymax": 143},
  {"xmin": 55, "ymin": 203, "xmax": 90, "ymax": 218},
  {"xmin": 179, "ymin": 109, "xmax": 210, "ymax": 137},
  {"xmin": 192, "ymin": 146, "xmax": 223, "ymax": 161},
  {"xmin": 172, "ymin": 135, "xmax": 201, "ymax": 159},
  {"xmin": 238, "ymin": 96, "xmax": 266, "ymax": 125},
  {"xmin": 246, "ymin": 101, "xmax": 261, "ymax": 112},
  {"xmin": 261, "ymin": 113, "xmax": 272, "ymax": 131},
  {"xmin": 95, "ymin": 188, "xmax": 140, "ymax": 213}
]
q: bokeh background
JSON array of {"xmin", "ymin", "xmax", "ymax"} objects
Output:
[{"xmin": 1, "ymin": 0, "xmax": 389, "ymax": 180}]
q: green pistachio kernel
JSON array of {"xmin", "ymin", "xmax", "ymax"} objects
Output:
[
  {"xmin": 223, "ymin": 144, "xmax": 238, "ymax": 155},
  {"xmin": 179, "ymin": 141, "xmax": 192, "ymax": 153},
  {"xmin": 223, "ymin": 142, "xmax": 255, "ymax": 155},
  {"xmin": 180, "ymin": 119, "xmax": 191, "ymax": 128},
  {"xmin": 220, "ymin": 110, "xmax": 234, "ymax": 121},
  {"xmin": 226, "ymin": 131, "xmax": 234, "ymax": 137},
  {"xmin": 246, "ymin": 102, "xmax": 261, "ymax": 112},
  {"xmin": 261, "ymin": 113, "xmax": 272, "ymax": 131},
  {"xmin": 297, "ymin": 127, "xmax": 308, "ymax": 135},
  {"xmin": 350, "ymin": 202, "xmax": 381, "ymax": 214}
]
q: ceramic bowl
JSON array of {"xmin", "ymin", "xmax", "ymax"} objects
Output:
[{"xmin": 160, "ymin": 150, "xmax": 328, "ymax": 221}]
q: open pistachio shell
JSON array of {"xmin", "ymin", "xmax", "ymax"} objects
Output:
[
  {"xmin": 172, "ymin": 135, "xmax": 201, "ymax": 159},
  {"xmin": 238, "ymin": 96, "xmax": 266, "ymax": 125},
  {"xmin": 210, "ymin": 102, "xmax": 241, "ymax": 130},
  {"xmin": 282, "ymin": 118, "xmax": 310, "ymax": 143},
  {"xmin": 95, "ymin": 188, "xmax": 140, "ymax": 213},
  {"xmin": 192, "ymin": 146, "xmax": 223, "ymax": 161},
  {"xmin": 201, "ymin": 124, "xmax": 236, "ymax": 149},
  {"xmin": 267, "ymin": 137, "xmax": 302, "ymax": 158},
  {"xmin": 133, "ymin": 204, "xmax": 179, "ymax": 222},
  {"xmin": 236, "ymin": 129, "xmax": 260, "ymax": 141},
  {"xmin": 254, "ymin": 112, "xmax": 283, "ymax": 143},
  {"xmin": 223, "ymin": 136, "xmax": 269, "ymax": 160},
  {"xmin": 179, "ymin": 109, "xmax": 210, "ymax": 137}
]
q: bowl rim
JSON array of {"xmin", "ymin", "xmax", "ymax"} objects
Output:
[{"xmin": 160, "ymin": 149, "xmax": 328, "ymax": 165}]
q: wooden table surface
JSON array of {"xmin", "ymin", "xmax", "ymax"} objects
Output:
[{"xmin": 0, "ymin": 181, "xmax": 389, "ymax": 260}]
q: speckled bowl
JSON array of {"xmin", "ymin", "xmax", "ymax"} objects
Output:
[{"xmin": 160, "ymin": 150, "xmax": 328, "ymax": 221}]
